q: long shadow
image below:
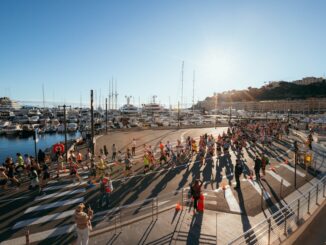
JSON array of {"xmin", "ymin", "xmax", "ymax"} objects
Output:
[
  {"xmin": 137, "ymin": 219, "xmax": 157, "ymax": 245},
  {"xmin": 235, "ymin": 188, "xmax": 257, "ymax": 244},
  {"xmin": 203, "ymin": 156, "xmax": 213, "ymax": 189},
  {"xmin": 134, "ymin": 166, "xmax": 183, "ymax": 215},
  {"xmin": 186, "ymin": 212, "xmax": 203, "ymax": 245}
]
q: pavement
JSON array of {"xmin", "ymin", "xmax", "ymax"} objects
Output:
[{"xmin": 0, "ymin": 127, "xmax": 324, "ymax": 245}]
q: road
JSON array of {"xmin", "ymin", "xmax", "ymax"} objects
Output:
[{"xmin": 0, "ymin": 127, "xmax": 323, "ymax": 245}]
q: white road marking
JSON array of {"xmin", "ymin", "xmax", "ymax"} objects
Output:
[
  {"xmin": 1, "ymin": 224, "xmax": 75, "ymax": 245},
  {"xmin": 224, "ymin": 187, "xmax": 242, "ymax": 213},
  {"xmin": 43, "ymin": 181, "xmax": 87, "ymax": 191},
  {"xmin": 34, "ymin": 188, "xmax": 86, "ymax": 201},
  {"xmin": 247, "ymin": 179, "xmax": 262, "ymax": 195},
  {"xmin": 281, "ymin": 164, "xmax": 306, "ymax": 177},
  {"xmin": 25, "ymin": 197, "xmax": 84, "ymax": 214},
  {"xmin": 13, "ymin": 210, "xmax": 75, "ymax": 230},
  {"xmin": 266, "ymin": 171, "xmax": 291, "ymax": 187}
]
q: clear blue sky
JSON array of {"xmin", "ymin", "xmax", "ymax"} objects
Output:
[{"xmin": 0, "ymin": 0, "xmax": 325, "ymax": 108}]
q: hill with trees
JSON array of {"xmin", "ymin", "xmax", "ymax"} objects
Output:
[{"xmin": 195, "ymin": 79, "xmax": 326, "ymax": 109}]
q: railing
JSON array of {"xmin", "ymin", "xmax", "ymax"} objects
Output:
[{"xmin": 227, "ymin": 175, "xmax": 326, "ymax": 245}]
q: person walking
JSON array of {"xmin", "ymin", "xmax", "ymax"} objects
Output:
[
  {"xmin": 74, "ymin": 203, "xmax": 93, "ymax": 245},
  {"xmin": 111, "ymin": 144, "xmax": 117, "ymax": 161},
  {"xmin": 190, "ymin": 179, "xmax": 203, "ymax": 214},
  {"xmin": 131, "ymin": 139, "xmax": 136, "ymax": 156},
  {"xmin": 254, "ymin": 155, "xmax": 262, "ymax": 182},
  {"xmin": 234, "ymin": 159, "xmax": 243, "ymax": 189}
]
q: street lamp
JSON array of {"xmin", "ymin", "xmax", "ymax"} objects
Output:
[{"xmin": 214, "ymin": 92, "xmax": 217, "ymax": 128}]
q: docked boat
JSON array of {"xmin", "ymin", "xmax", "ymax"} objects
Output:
[
  {"xmin": 120, "ymin": 96, "xmax": 140, "ymax": 115},
  {"xmin": 0, "ymin": 121, "xmax": 10, "ymax": 135},
  {"xmin": 142, "ymin": 96, "xmax": 165, "ymax": 115},
  {"xmin": 67, "ymin": 123, "xmax": 78, "ymax": 132},
  {"xmin": 29, "ymin": 116, "xmax": 40, "ymax": 124},
  {"xmin": 21, "ymin": 124, "xmax": 34, "ymax": 137},
  {"xmin": 3, "ymin": 124, "xmax": 22, "ymax": 136}
]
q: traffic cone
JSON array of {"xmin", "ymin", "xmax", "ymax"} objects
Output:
[
  {"xmin": 270, "ymin": 165, "xmax": 276, "ymax": 172},
  {"xmin": 247, "ymin": 170, "xmax": 253, "ymax": 180},
  {"xmin": 175, "ymin": 202, "xmax": 182, "ymax": 211}
]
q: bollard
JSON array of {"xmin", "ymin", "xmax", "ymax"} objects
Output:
[
  {"xmin": 307, "ymin": 191, "xmax": 311, "ymax": 214},
  {"xmin": 296, "ymin": 199, "xmax": 300, "ymax": 224},
  {"xmin": 280, "ymin": 179, "xmax": 283, "ymax": 198},
  {"xmin": 25, "ymin": 227, "xmax": 29, "ymax": 245},
  {"xmin": 305, "ymin": 165, "xmax": 308, "ymax": 181},
  {"xmin": 181, "ymin": 188, "xmax": 184, "ymax": 208},
  {"xmin": 316, "ymin": 184, "xmax": 319, "ymax": 205},
  {"xmin": 268, "ymin": 218, "xmax": 271, "ymax": 245},
  {"xmin": 323, "ymin": 182, "xmax": 326, "ymax": 198}
]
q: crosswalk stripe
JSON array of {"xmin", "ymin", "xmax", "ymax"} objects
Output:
[
  {"xmin": 43, "ymin": 182, "xmax": 87, "ymax": 191},
  {"xmin": 13, "ymin": 210, "xmax": 75, "ymax": 230},
  {"xmin": 281, "ymin": 164, "xmax": 306, "ymax": 177},
  {"xmin": 34, "ymin": 188, "xmax": 86, "ymax": 201},
  {"xmin": 247, "ymin": 179, "xmax": 262, "ymax": 195},
  {"xmin": 266, "ymin": 171, "xmax": 291, "ymax": 187},
  {"xmin": 224, "ymin": 187, "xmax": 242, "ymax": 213},
  {"xmin": 25, "ymin": 197, "xmax": 84, "ymax": 214},
  {"xmin": 1, "ymin": 224, "xmax": 75, "ymax": 245}
]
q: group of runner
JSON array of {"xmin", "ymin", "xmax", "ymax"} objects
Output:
[{"xmin": 1, "ymin": 120, "xmax": 302, "ymax": 197}]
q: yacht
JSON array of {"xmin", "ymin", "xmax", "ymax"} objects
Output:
[
  {"xmin": 3, "ymin": 124, "xmax": 22, "ymax": 136},
  {"xmin": 29, "ymin": 116, "xmax": 40, "ymax": 124},
  {"xmin": 120, "ymin": 96, "xmax": 140, "ymax": 115},
  {"xmin": 142, "ymin": 96, "xmax": 165, "ymax": 115},
  {"xmin": 28, "ymin": 109, "xmax": 42, "ymax": 117},
  {"xmin": 67, "ymin": 123, "xmax": 78, "ymax": 132},
  {"xmin": 0, "ymin": 121, "xmax": 10, "ymax": 135}
]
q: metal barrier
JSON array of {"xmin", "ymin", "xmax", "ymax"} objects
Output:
[{"xmin": 227, "ymin": 175, "xmax": 326, "ymax": 245}]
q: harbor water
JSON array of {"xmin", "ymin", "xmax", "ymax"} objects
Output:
[{"xmin": 0, "ymin": 132, "xmax": 81, "ymax": 164}]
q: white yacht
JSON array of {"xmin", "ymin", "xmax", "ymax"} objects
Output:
[
  {"xmin": 29, "ymin": 116, "xmax": 40, "ymax": 124},
  {"xmin": 120, "ymin": 96, "xmax": 140, "ymax": 115},
  {"xmin": 67, "ymin": 123, "xmax": 78, "ymax": 132},
  {"xmin": 3, "ymin": 124, "xmax": 22, "ymax": 136},
  {"xmin": 142, "ymin": 96, "xmax": 165, "ymax": 114}
]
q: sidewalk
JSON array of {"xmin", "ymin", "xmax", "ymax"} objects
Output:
[{"xmin": 89, "ymin": 176, "xmax": 326, "ymax": 245}]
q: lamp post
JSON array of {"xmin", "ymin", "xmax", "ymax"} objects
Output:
[
  {"xmin": 214, "ymin": 92, "xmax": 217, "ymax": 128},
  {"xmin": 90, "ymin": 90, "xmax": 95, "ymax": 156},
  {"xmin": 58, "ymin": 104, "xmax": 71, "ymax": 164}
]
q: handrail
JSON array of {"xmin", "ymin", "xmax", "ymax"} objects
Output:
[{"xmin": 227, "ymin": 175, "xmax": 326, "ymax": 244}]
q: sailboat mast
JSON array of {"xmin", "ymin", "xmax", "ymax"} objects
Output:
[
  {"xmin": 42, "ymin": 83, "xmax": 45, "ymax": 108},
  {"xmin": 181, "ymin": 61, "xmax": 184, "ymax": 110},
  {"xmin": 192, "ymin": 70, "xmax": 195, "ymax": 113}
]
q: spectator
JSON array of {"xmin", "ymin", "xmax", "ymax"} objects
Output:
[{"xmin": 74, "ymin": 203, "xmax": 93, "ymax": 245}]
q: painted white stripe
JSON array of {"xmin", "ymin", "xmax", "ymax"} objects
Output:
[
  {"xmin": 43, "ymin": 181, "xmax": 87, "ymax": 191},
  {"xmin": 34, "ymin": 188, "xmax": 86, "ymax": 201},
  {"xmin": 247, "ymin": 179, "xmax": 262, "ymax": 195},
  {"xmin": 267, "ymin": 171, "xmax": 291, "ymax": 187},
  {"xmin": 224, "ymin": 187, "xmax": 242, "ymax": 213},
  {"xmin": 13, "ymin": 210, "xmax": 74, "ymax": 230},
  {"xmin": 281, "ymin": 164, "xmax": 306, "ymax": 177},
  {"xmin": 25, "ymin": 197, "xmax": 84, "ymax": 214},
  {"xmin": 1, "ymin": 224, "xmax": 75, "ymax": 245}
]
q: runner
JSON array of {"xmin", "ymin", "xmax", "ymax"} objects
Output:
[
  {"xmin": 131, "ymin": 138, "xmax": 136, "ymax": 156},
  {"xmin": 0, "ymin": 166, "xmax": 8, "ymax": 190}
]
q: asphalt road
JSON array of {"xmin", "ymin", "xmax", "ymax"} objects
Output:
[{"xmin": 0, "ymin": 127, "xmax": 322, "ymax": 245}]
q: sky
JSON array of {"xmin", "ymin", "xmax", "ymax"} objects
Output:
[{"xmin": 0, "ymin": 0, "xmax": 325, "ymax": 109}]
